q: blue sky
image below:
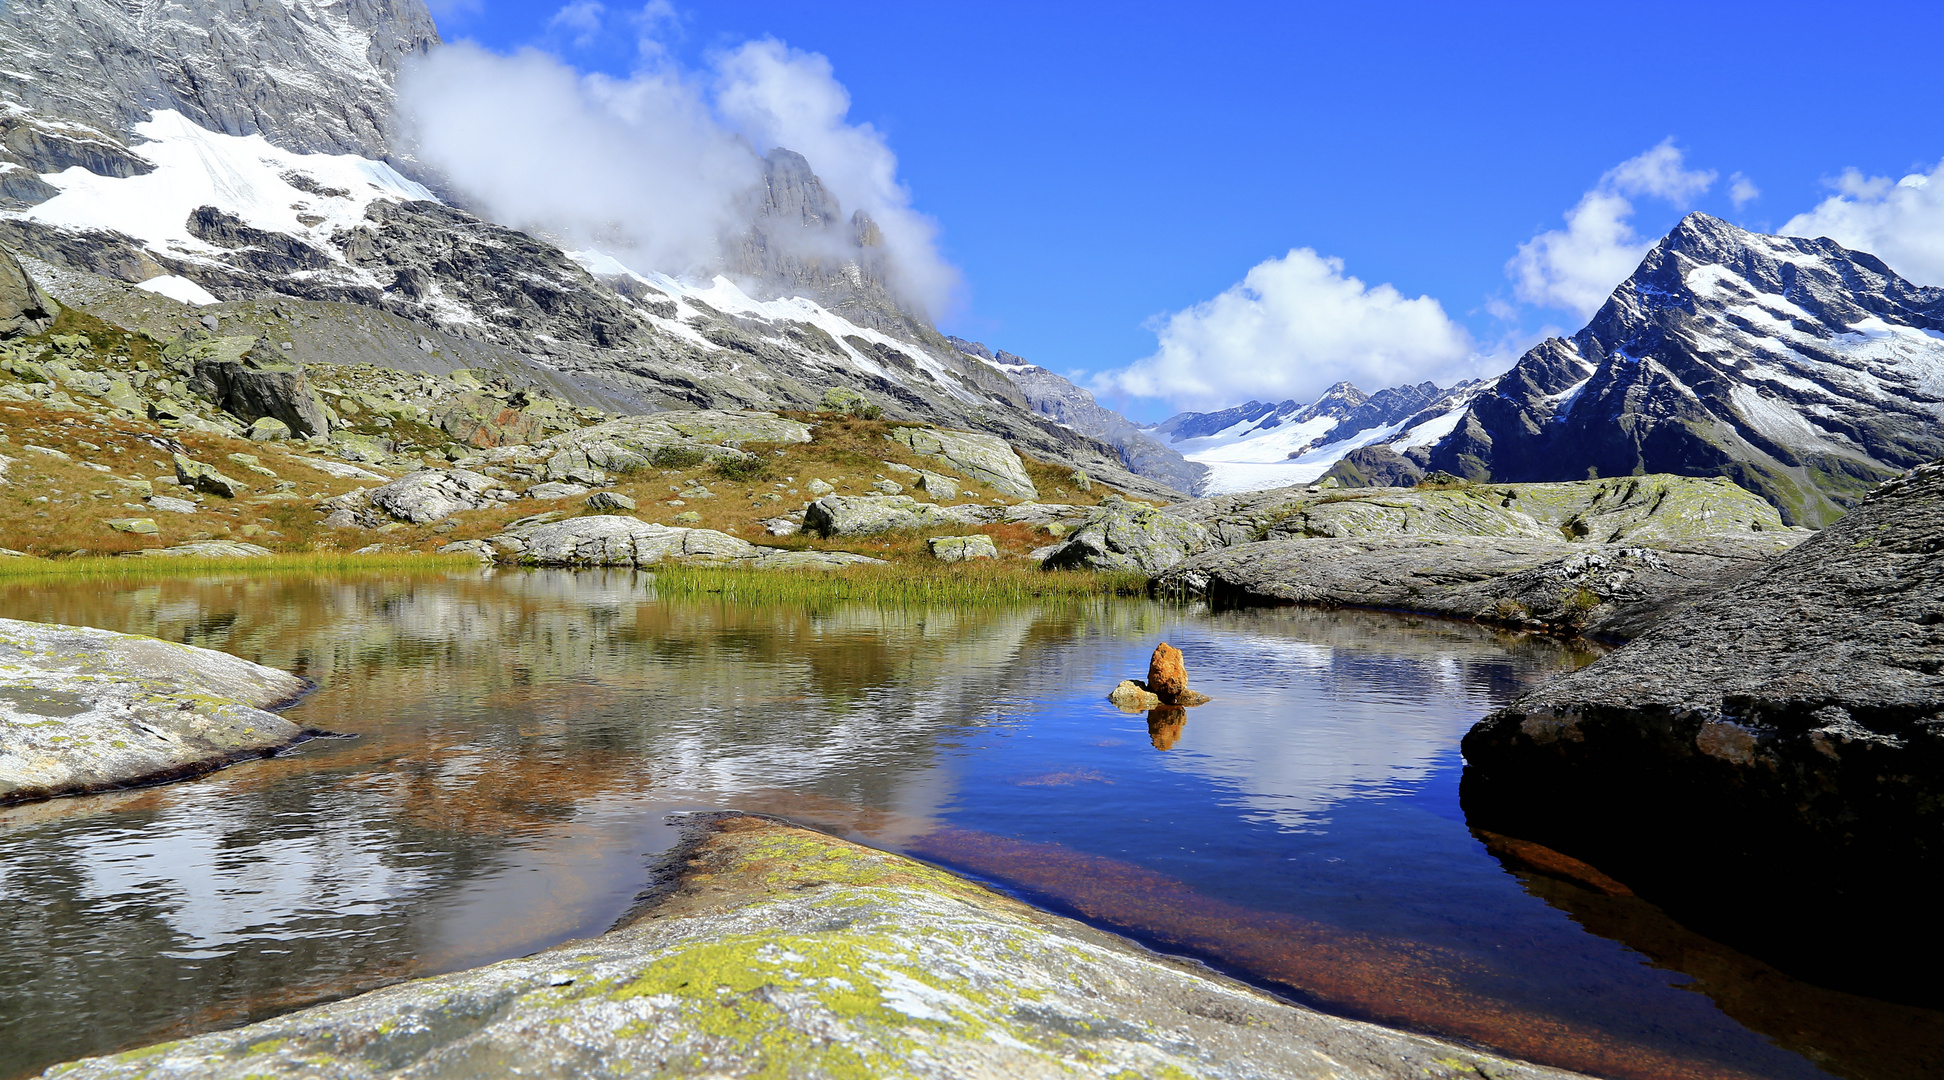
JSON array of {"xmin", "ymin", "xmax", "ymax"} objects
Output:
[{"xmin": 422, "ymin": 1, "xmax": 1944, "ymax": 419}]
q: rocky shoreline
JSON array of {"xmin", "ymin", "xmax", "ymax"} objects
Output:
[
  {"xmin": 1460, "ymin": 460, "xmax": 1944, "ymax": 1005},
  {"xmin": 0, "ymin": 617, "xmax": 320, "ymax": 804},
  {"xmin": 37, "ymin": 812, "xmax": 1589, "ymax": 1080}
]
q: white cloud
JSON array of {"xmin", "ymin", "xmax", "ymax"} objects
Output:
[
  {"xmin": 1729, "ymin": 172, "xmax": 1760, "ymax": 209},
  {"xmin": 396, "ymin": 34, "xmax": 958, "ymax": 313},
  {"xmin": 398, "ymin": 43, "xmax": 758, "ymax": 278},
  {"xmin": 1506, "ymin": 139, "xmax": 1716, "ymax": 319},
  {"xmin": 548, "ymin": 2, "xmax": 606, "ymax": 49},
  {"xmin": 712, "ymin": 39, "xmax": 958, "ymax": 315},
  {"xmin": 1093, "ymin": 248, "xmax": 1479, "ymax": 412},
  {"xmin": 1781, "ymin": 160, "xmax": 1944, "ymax": 286}
]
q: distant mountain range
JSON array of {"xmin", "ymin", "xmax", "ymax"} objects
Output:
[{"xmin": 1147, "ymin": 213, "xmax": 1944, "ymax": 525}]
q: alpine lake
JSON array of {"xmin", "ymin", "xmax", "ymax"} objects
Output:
[{"xmin": 2, "ymin": 568, "xmax": 1939, "ymax": 1080}]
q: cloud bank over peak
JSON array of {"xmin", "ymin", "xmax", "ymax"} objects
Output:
[
  {"xmin": 1506, "ymin": 139, "xmax": 1717, "ymax": 319},
  {"xmin": 1093, "ymin": 248, "xmax": 1481, "ymax": 413},
  {"xmin": 1782, "ymin": 160, "xmax": 1944, "ymax": 287},
  {"xmin": 395, "ymin": 29, "xmax": 956, "ymax": 314}
]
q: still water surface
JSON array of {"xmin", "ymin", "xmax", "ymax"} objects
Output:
[{"xmin": 1, "ymin": 569, "xmax": 1939, "ymax": 1079}]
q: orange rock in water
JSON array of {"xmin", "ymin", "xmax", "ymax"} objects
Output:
[{"xmin": 1148, "ymin": 642, "xmax": 1187, "ymax": 702}]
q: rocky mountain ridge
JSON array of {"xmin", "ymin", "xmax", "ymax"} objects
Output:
[{"xmin": 0, "ymin": 0, "xmax": 1190, "ymax": 500}]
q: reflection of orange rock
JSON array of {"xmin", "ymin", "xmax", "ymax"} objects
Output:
[
  {"xmin": 1148, "ymin": 642, "xmax": 1187, "ymax": 701},
  {"xmin": 1148, "ymin": 706, "xmax": 1186, "ymax": 750}
]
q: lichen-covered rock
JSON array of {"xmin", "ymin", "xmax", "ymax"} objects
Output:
[
  {"xmin": 927, "ymin": 534, "xmax": 996, "ymax": 562},
  {"xmin": 0, "ymin": 244, "xmax": 54, "ymax": 337},
  {"xmin": 181, "ymin": 337, "xmax": 331, "ymax": 437},
  {"xmin": 1173, "ymin": 474, "xmax": 1796, "ymax": 549},
  {"xmin": 492, "ymin": 516, "xmax": 758, "ymax": 566},
  {"xmin": 103, "ymin": 517, "xmax": 156, "ymax": 535},
  {"xmin": 365, "ymin": 468, "xmax": 517, "ymax": 524},
  {"xmin": 913, "ymin": 468, "xmax": 958, "ymax": 499},
  {"xmin": 171, "ymin": 453, "xmax": 244, "ymax": 498},
  {"xmin": 484, "ymin": 411, "xmax": 810, "ymax": 482},
  {"xmin": 1155, "ymin": 535, "xmax": 1794, "ymax": 640},
  {"xmin": 586, "ymin": 490, "xmax": 636, "ymax": 511},
  {"xmin": 246, "ymin": 416, "xmax": 291, "ymax": 441},
  {"xmin": 886, "ymin": 425, "xmax": 1038, "ymax": 499},
  {"xmin": 40, "ymin": 814, "xmax": 1585, "ymax": 1080},
  {"xmin": 1459, "ymin": 460, "xmax": 1944, "ymax": 1001},
  {"xmin": 1042, "ymin": 497, "xmax": 1213, "ymax": 574},
  {"xmin": 801, "ymin": 495, "xmax": 986, "ymax": 537},
  {"xmin": 128, "ymin": 540, "xmax": 274, "ymax": 558},
  {"xmin": 0, "ymin": 617, "xmax": 309, "ymax": 805},
  {"xmin": 1108, "ymin": 679, "xmax": 1162, "ymax": 711}
]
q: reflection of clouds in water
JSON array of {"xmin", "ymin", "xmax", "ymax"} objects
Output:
[
  {"xmin": 69, "ymin": 786, "xmax": 428, "ymax": 953},
  {"xmin": 1148, "ymin": 629, "xmax": 1487, "ymax": 831}
]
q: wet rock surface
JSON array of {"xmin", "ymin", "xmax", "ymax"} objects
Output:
[
  {"xmin": 40, "ymin": 813, "xmax": 1588, "ymax": 1080},
  {"xmin": 1461, "ymin": 460, "xmax": 1944, "ymax": 1004},
  {"xmin": 1157, "ymin": 535, "xmax": 1795, "ymax": 640},
  {"xmin": 0, "ymin": 617, "xmax": 310, "ymax": 804}
]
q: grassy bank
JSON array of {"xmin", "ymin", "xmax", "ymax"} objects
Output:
[
  {"xmin": 0, "ymin": 550, "xmax": 476, "ymax": 582},
  {"xmin": 647, "ymin": 561, "xmax": 1150, "ymax": 604}
]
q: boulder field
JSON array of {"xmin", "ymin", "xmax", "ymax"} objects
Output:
[
  {"xmin": 1460, "ymin": 460, "xmax": 1944, "ymax": 1005},
  {"xmin": 0, "ymin": 617, "xmax": 314, "ymax": 804},
  {"xmin": 39, "ymin": 813, "xmax": 1588, "ymax": 1080}
]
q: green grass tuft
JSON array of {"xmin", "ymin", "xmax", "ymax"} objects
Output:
[
  {"xmin": 648, "ymin": 562, "xmax": 1148, "ymax": 605},
  {"xmin": 0, "ymin": 551, "xmax": 475, "ymax": 582}
]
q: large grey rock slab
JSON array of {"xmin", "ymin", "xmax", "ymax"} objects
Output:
[
  {"xmin": 359, "ymin": 468, "xmax": 516, "ymax": 524},
  {"xmin": 0, "ymin": 618, "xmax": 310, "ymax": 805},
  {"xmin": 1156, "ymin": 534, "xmax": 1796, "ymax": 640},
  {"xmin": 1042, "ymin": 497, "xmax": 1214, "ymax": 574},
  {"xmin": 39, "ymin": 814, "xmax": 1587, "ymax": 1080},
  {"xmin": 886, "ymin": 425, "xmax": 1038, "ymax": 499},
  {"xmin": 470, "ymin": 410, "xmax": 812, "ymax": 482},
  {"xmin": 1460, "ymin": 460, "xmax": 1944, "ymax": 1003},
  {"xmin": 1171, "ymin": 474, "xmax": 1795, "ymax": 549},
  {"xmin": 801, "ymin": 494, "xmax": 988, "ymax": 537},
  {"xmin": 493, "ymin": 516, "xmax": 757, "ymax": 566}
]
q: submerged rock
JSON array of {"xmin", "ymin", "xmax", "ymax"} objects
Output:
[
  {"xmin": 40, "ymin": 813, "xmax": 1585, "ymax": 1080},
  {"xmin": 1461, "ymin": 460, "xmax": 1944, "ymax": 1003},
  {"xmin": 0, "ymin": 618, "xmax": 311, "ymax": 805}
]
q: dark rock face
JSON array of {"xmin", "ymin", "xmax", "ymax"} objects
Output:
[
  {"xmin": 1325, "ymin": 445, "xmax": 1425, "ymax": 488},
  {"xmin": 1461, "ymin": 460, "xmax": 1944, "ymax": 1004},
  {"xmin": 0, "ymin": 245, "xmax": 55, "ymax": 337},
  {"xmin": 1424, "ymin": 214, "xmax": 1944, "ymax": 526},
  {"xmin": 184, "ymin": 340, "xmax": 332, "ymax": 437}
]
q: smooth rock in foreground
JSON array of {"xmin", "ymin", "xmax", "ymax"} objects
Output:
[
  {"xmin": 40, "ymin": 814, "xmax": 1586, "ymax": 1080},
  {"xmin": 1461, "ymin": 460, "xmax": 1944, "ymax": 1003},
  {"xmin": 0, "ymin": 618, "xmax": 310, "ymax": 805}
]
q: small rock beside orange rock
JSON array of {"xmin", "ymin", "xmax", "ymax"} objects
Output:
[{"xmin": 1107, "ymin": 642, "xmax": 1211, "ymax": 714}]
